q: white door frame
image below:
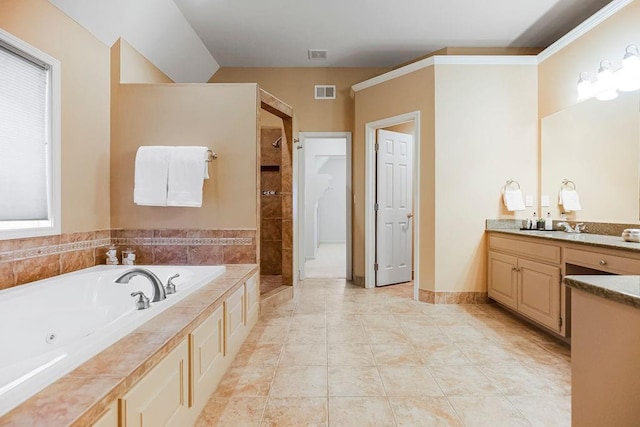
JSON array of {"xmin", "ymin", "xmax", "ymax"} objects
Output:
[
  {"xmin": 365, "ymin": 112, "xmax": 420, "ymax": 300},
  {"xmin": 297, "ymin": 132, "xmax": 352, "ymax": 281}
]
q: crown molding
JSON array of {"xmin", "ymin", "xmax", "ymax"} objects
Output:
[
  {"xmin": 537, "ymin": 0, "xmax": 633, "ymax": 63},
  {"xmin": 351, "ymin": 55, "xmax": 536, "ymax": 96}
]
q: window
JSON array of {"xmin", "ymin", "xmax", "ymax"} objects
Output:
[{"xmin": 0, "ymin": 29, "xmax": 60, "ymax": 239}]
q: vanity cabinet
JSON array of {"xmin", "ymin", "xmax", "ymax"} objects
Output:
[
  {"xmin": 120, "ymin": 340, "xmax": 190, "ymax": 427},
  {"xmin": 488, "ymin": 234, "xmax": 563, "ymax": 335},
  {"xmin": 565, "ymin": 247, "xmax": 640, "ymax": 275}
]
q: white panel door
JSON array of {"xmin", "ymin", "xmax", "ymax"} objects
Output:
[{"xmin": 376, "ymin": 129, "xmax": 413, "ymax": 286}]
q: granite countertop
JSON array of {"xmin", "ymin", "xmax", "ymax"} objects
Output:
[
  {"xmin": 1, "ymin": 264, "xmax": 259, "ymax": 426},
  {"xmin": 564, "ymin": 275, "xmax": 640, "ymax": 310},
  {"xmin": 486, "ymin": 228, "xmax": 640, "ymax": 253}
]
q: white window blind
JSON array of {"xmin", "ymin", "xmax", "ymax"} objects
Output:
[{"xmin": 0, "ymin": 42, "xmax": 49, "ymax": 221}]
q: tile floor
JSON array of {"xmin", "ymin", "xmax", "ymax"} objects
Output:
[
  {"xmin": 305, "ymin": 243, "xmax": 347, "ymax": 278},
  {"xmin": 196, "ymin": 279, "xmax": 571, "ymax": 426}
]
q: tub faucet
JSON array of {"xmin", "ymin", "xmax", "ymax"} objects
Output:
[{"xmin": 114, "ymin": 268, "xmax": 167, "ymax": 302}]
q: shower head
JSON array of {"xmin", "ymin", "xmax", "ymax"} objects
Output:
[{"xmin": 272, "ymin": 137, "xmax": 282, "ymax": 148}]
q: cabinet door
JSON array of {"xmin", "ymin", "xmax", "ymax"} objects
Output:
[
  {"xmin": 225, "ymin": 285, "xmax": 246, "ymax": 357},
  {"xmin": 121, "ymin": 340, "xmax": 189, "ymax": 427},
  {"xmin": 245, "ymin": 273, "xmax": 260, "ymax": 329},
  {"xmin": 191, "ymin": 305, "xmax": 225, "ymax": 411},
  {"xmin": 488, "ymin": 251, "xmax": 518, "ymax": 309},
  {"xmin": 517, "ymin": 259, "xmax": 561, "ymax": 332}
]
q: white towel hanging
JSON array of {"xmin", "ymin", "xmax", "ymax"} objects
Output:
[
  {"xmin": 133, "ymin": 146, "xmax": 172, "ymax": 206},
  {"xmin": 167, "ymin": 146, "xmax": 209, "ymax": 207}
]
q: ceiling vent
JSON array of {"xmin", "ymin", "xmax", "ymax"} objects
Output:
[
  {"xmin": 308, "ymin": 49, "xmax": 328, "ymax": 60},
  {"xmin": 315, "ymin": 85, "xmax": 336, "ymax": 100}
]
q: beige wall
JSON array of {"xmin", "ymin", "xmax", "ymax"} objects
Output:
[
  {"xmin": 118, "ymin": 38, "xmax": 174, "ymax": 84},
  {"xmin": 110, "ymin": 83, "xmax": 259, "ymax": 229},
  {"xmin": 539, "ymin": 0, "xmax": 640, "ymax": 117},
  {"xmin": 538, "ymin": 0, "xmax": 640, "ymax": 224},
  {"xmin": 353, "ymin": 63, "xmax": 537, "ymax": 293},
  {"xmin": 434, "ymin": 64, "xmax": 538, "ymax": 292},
  {"xmin": 210, "ymin": 67, "xmax": 388, "ymax": 133},
  {"xmin": 0, "ymin": 0, "xmax": 111, "ymax": 233},
  {"xmin": 354, "ymin": 68, "xmax": 436, "ymax": 290}
]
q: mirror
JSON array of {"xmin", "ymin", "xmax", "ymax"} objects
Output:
[{"xmin": 540, "ymin": 91, "xmax": 640, "ymax": 223}]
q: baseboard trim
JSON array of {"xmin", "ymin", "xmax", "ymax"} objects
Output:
[{"xmin": 419, "ymin": 289, "xmax": 489, "ymax": 304}]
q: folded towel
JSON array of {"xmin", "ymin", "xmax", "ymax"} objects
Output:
[
  {"xmin": 134, "ymin": 146, "xmax": 172, "ymax": 206},
  {"xmin": 503, "ymin": 189, "xmax": 525, "ymax": 211},
  {"xmin": 167, "ymin": 146, "xmax": 209, "ymax": 207},
  {"xmin": 559, "ymin": 189, "xmax": 581, "ymax": 212}
]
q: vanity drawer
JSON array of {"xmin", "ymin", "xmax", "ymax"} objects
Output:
[
  {"xmin": 489, "ymin": 235, "xmax": 561, "ymax": 265},
  {"xmin": 564, "ymin": 247, "xmax": 640, "ymax": 275}
]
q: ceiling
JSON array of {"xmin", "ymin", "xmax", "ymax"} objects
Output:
[{"xmin": 174, "ymin": 0, "xmax": 614, "ymax": 68}]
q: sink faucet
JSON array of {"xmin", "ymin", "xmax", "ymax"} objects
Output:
[
  {"xmin": 114, "ymin": 268, "xmax": 167, "ymax": 302},
  {"xmin": 557, "ymin": 222, "xmax": 586, "ymax": 233}
]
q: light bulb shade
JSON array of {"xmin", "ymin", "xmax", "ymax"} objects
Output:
[
  {"xmin": 577, "ymin": 72, "xmax": 593, "ymax": 100},
  {"xmin": 594, "ymin": 60, "xmax": 618, "ymax": 100},
  {"xmin": 619, "ymin": 45, "xmax": 640, "ymax": 91}
]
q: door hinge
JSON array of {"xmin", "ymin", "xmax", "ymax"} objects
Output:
[
  {"xmin": 375, "ymin": 142, "xmax": 379, "ymax": 152},
  {"xmin": 374, "ymin": 263, "xmax": 379, "ymax": 271},
  {"xmin": 375, "ymin": 203, "xmax": 379, "ymax": 211},
  {"xmin": 559, "ymin": 317, "xmax": 563, "ymax": 328}
]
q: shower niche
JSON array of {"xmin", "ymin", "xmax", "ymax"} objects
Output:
[{"xmin": 259, "ymin": 127, "xmax": 291, "ymax": 294}]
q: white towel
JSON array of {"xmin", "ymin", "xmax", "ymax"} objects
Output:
[
  {"xmin": 167, "ymin": 146, "xmax": 209, "ymax": 207},
  {"xmin": 559, "ymin": 189, "xmax": 582, "ymax": 212},
  {"xmin": 134, "ymin": 146, "xmax": 172, "ymax": 206},
  {"xmin": 503, "ymin": 189, "xmax": 525, "ymax": 211}
]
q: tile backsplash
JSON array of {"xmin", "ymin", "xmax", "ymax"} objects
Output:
[{"xmin": 0, "ymin": 228, "xmax": 256, "ymax": 291}]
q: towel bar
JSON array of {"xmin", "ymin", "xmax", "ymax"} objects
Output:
[
  {"xmin": 206, "ymin": 150, "xmax": 218, "ymax": 162},
  {"xmin": 561, "ymin": 179, "xmax": 576, "ymax": 190},
  {"xmin": 504, "ymin": 179, "xmax": 520, "ymax": 191}
]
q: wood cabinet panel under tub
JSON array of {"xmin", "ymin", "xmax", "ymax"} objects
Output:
[
  {"xmin": 188, "ymin": 304, "xmax": 226, "ymax": 422},
  {"xmin": 91, "ymin": 401, "xmax": 118, "ymax": 427},
  {"xmin": 120, "ymin": 340, "xmax": 189, "ymax": 427},
  {"xmin": 245, "ymin": 273, "xmax": 260, "ymax": 328},
  {"xmin": 225, "ymin": 285, "xmax": 246, "ymax": 357}
]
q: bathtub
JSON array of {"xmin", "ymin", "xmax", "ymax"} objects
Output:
[{"xmin": 0, "ymin": 264, "xmax": 225, "ymax": 416}]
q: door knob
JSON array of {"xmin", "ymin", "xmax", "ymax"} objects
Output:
[{"xmin": 407, "ymin": 213, "xmax": 414, "ymax": 219}]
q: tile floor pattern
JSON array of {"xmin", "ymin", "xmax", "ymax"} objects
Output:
[{"xmin": 196, "ymin": 279, "xmax": 571, "ymax": 426}]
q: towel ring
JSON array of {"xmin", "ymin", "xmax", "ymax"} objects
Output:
[
  {"xmin": 561, "ymin": 179, "xmax": 576, "ymax": 190},
  {"xmin": 504, "ymin": 179, "xmax": 521, "ymax": 191},
  {"xmin": 206, "ymin": 150, "xmax": 218, "ymax": 162}
]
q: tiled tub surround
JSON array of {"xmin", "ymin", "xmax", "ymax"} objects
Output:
[
  {"xmin": 1, "ymin": 264, "xmax": 259, "ymax": 426},
  {"xmin": 111, "ymin": 229, "xmax": 257, "ymax": 266},
  {"xmin": 0, "ymin": 264, "xmax": 226, "ymax": 416},
  {"xmin": 0, "ymin": 231, "xmax": 112, "ymax": 290},
  {"xmin": 0, "ymin": 229, "xmax": 256, "ymax": 291}
]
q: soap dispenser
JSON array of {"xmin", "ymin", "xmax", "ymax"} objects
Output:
[{"xmin": 545, "ymin": 212, "xmax": 553, "ymax": 231}]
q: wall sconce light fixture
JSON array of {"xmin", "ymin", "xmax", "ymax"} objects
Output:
[{"xmin": 577, "ymin": 44, "xmax": 640, "ymax": 101}]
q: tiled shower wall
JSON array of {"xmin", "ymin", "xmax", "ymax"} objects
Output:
[
  {"xmin": 261, "ymin": 128, "xmax": 283, "ymax": 276},
  {"xmin": 0, "ymin": 229, "xmax": 256, "ymax": 291}
]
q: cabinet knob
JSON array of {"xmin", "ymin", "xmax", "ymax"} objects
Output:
[{"xmin": 599, "ymin": 259, "xmax": 607, "ymax": 266}]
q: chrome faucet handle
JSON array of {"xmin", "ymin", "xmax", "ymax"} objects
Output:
[
  {"xmin": 166, "ymin": 274, "xmax": 180, "ymax": 295},
  {"xmin": 131, "ymin": 291, "xmax": 150, "ymax": 310},
  {"xmin": 575, "ymin": 223, "xmax": 586, "ymax": 233}
]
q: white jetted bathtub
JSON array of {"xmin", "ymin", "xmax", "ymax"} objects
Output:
[{"xmin": 0, "ymin": 264, "xmax": 225, "ymax": 416}]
